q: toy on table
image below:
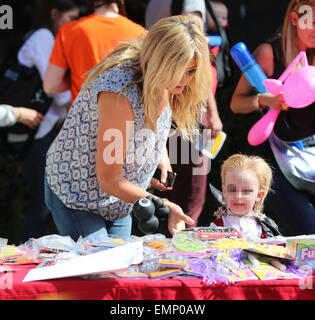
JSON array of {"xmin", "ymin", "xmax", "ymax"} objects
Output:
[
  {"xmin": 286, "ymin": 236, "xmax": 315, "ymax": 270},
  {"xmin": 143, "ymin": 234, "xmax": 167, "ymax": 250},
  {"xmin": 157, "ymin": 253, "xmax": 189, "ymax": 269},
  {"xmin": 0, "ymin": 244, "xmax": 38, "ymax": 265},
  {"xmin": 243, "ymin": 252, "xmax": 303, "ymax": 280},
  {"xmin": 243, "ymin": 242, "xmax": 291, "ymax": 260},
  {"xmin": 132, "ymin": 196, "xmax": 169, "ymax": 234},
  {"xmin": 184, "ymin": 227, "xmax": 242, "ymax": 241},
  {"xmin": 188, "ymin": 248, "xmax": 258, "ymax": 285},
  {"xmin": 171, "ymin": 231, "xmax": 208, "ymax": 254},
  {"xmin": 82, "ymin": 228, "xmax": 126, "ymax": 249},
  {"xmin": 230, "ymin": 42, "xmax": 315, "ymax": 146}
]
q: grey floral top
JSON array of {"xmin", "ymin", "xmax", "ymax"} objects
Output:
[{"xmin": 46, "ymin": 65, "xmax": 172, "ymax": 221}]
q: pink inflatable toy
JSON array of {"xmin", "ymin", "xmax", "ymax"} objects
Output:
[{"xmin": 248, "ymin": 52, "xmax": 315, "ymax": 146}]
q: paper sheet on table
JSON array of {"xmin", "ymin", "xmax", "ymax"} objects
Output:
[{"xmin": 23, "ymin": 241, "xmax": 143, "ymax": 282}]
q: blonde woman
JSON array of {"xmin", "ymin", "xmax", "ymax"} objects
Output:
[
  {"xmin": 210, "ymin": 154, "xmax": 281, "ymax": 239},
  {"xmin": 44, "ymin": 15, "xmax": 213, "ymax": 240},
  {"xmin": 230, "ymin": 0, "xmax": 315, "ymax": 235}
]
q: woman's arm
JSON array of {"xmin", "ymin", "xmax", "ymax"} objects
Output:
[
  {"xmin": 0, "ymin": 105, "xmax": 43, "ymax": 128},
  {"xmin": 96, "ymin": 91, "xmax": 147, "ymax": 202},
  {"xmin": 44, "ymin": 63, "xmax": 70, "ymax": 94},
  {"xmin": 96, "ymin": 91, "xmax": 194, "ymax": 233},
  {"xmin": 230, "ymin": 43, "xmax": 286, "ymax": 113},
  {"xmin": 203, "ymin": 92, "xmax": 223, "ymax": 138}
]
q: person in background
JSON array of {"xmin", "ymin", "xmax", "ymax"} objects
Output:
[
  {"xmin": 44, "ymin": 16, "xmax": 212, "ymax": 241},
  {"xmin": 206, "ymin": 0, "xmax": 228, "ymax": 34},
  {"xmin": 146, "ymin": 0, "xmax": 207, "ymax": 31},
  {"xmin": 0, "ymin": 105, "xmax": 43, "ymax": 128},
  {"xmin": 44, "ymin": 0, "xmax": 147, "ymax": 102},
  {"xmin": 230, "ymin": 0, "xmax": 315, "ymax": 235},
  {"xmin": 12, "ymin": 0, "xmax": 79, "ymax": 242},
  {"xmin": 210, "ymin": 153, "xmax": 281, "ymax": 239},
  {"xmin": 145, "ymin": 0, "xmax": 223, "ymax": 233}
]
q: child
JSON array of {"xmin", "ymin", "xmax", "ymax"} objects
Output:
[{"xmin": 210, "ymin": 154, "xmax": 281, "ymax": 239}]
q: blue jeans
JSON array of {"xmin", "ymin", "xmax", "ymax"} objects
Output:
[{"xmin": 44, "ymin": 177, "xmax": 132, "ymax": 241}]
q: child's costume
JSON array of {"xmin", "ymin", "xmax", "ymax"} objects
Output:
[{"xmin": 210, "ymin": 207, "xmax": 281, "ymax": 239}]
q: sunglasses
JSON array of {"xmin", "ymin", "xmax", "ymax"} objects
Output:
[{"xmin": 185, "ymin": 67, "xmax": 197, "ymax": 76}]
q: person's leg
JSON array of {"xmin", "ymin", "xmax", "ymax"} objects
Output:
[
  {"xmin": 44, "ymin": 177, "xmax": 107, "ymax": 241},
  {"xmin": 21, "ymin": 134, "xmax": 53, "ymax": 242}
]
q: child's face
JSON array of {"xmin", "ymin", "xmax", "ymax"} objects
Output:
[{"xmin": 222, "ymin": 169, "xmax": 264, "ymax": 217}]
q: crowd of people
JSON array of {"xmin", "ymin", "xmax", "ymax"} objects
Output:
[{"xmin": 0, "ymin": 0, "xmax": 314, "ymax": 243}]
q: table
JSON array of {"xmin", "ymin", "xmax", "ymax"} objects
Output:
[{"xmin": 0, "ymin": 265, "xmax": 314, "ymax": 300}]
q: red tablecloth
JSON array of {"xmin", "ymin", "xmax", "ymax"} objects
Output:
[{"xmin": 0, "ymin": 265, "xmax": 314, "ymax": 300}]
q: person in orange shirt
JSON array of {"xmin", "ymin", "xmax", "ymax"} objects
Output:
[{"xmin": 44, "ymin": 0, "xmax": 147, "ymax": 102}]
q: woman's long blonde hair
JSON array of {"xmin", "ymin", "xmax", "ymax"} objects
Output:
[
  {"xmin": 282, "ymin": 0, "xmax": 315, "ymax": 66},
  {"xmin": 84, "ymin": 15, "xmax": 212, "ymax": 140},
  {"xmin": 221, "ymin": 154, "xmax": 273, "ymax": 212}
]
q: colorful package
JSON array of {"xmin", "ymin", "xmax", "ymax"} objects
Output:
[
  {"xmin": 286, "ymin": 237, "xmax": 315, "ymax": 270},
  {"xmin": 188, "ymin": 248, "xmax": 258, "ymax": 285},
  {"xmin": 243, "ymin": 242, "xmax": 291, "ymax": 259},
  {"xmin": 171, "ymin": 231, "xmax": 208, "ymax": 254},
  {"xmin": 148, "ymin": 268, "xmax": 182, "ymax": 279},
  {"xmin": 243, "ymin": 253, "xmax": 302, "ymax": 280},
  {"xmin": 115, "ymin": 265, "xmax": 148, "ymax": 278},
  {"xmin": 157, "ymin": 253, "xmax": 189, "ymax": 269},
  {"xmin": 192, "ymin": 227, "xmax": 242, "ymax": 241},
  {"xmin": 82, "ymin": 228, "xmax": 126, "ymax": 249}
]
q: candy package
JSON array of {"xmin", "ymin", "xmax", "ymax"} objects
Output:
[
  {"xmin": 139, "ymin": 246, "xmax": 161, "ymax": 273},
  {"xmin": 243, "ymin": 242, "xmax": 291, "ymax": 259},
  {"xmin": 243, "ymin": 252, "xmax": 302, "ymax": 280},
  {"xmin": 141, "ymin": 234, "xmax": 168, "ymax": 250},
  {"xmin": 170, "ymin": 231, "xmax": 209, "ymax": 254},
  {"xmin": 213, "ymin": 249, "xmax": 258, "ymax": 282},
  {"xmin": 115, "ymin": 265, "xmax": 149, "ymax": 278},
  {"xmin": 157, "ymin": 253, "xmax": 189, "ymax": 269},
  {"xmin": 0, "ymin": 244, "xmax": 39, "ymax": 265},
  {"xmin": 148, "ymin": 268, "xmax": 182, "ymax": 280},
  {"xmin": 180, "ymin": 268, "xmax": 203, "ymax": 277},
  {"xmin": 188, "ymin": 248, "xmax": 258, "ymax": 285},
  {"xmin": 26, "ymin": 234, "xmax": 85, "ymax": 255},
  {"xmin": 185, "ymin": 227, "xmax": 242, "ymax": 241},
  {"xmin": 286, "ymin": 236, "xmax": 315, "ymax": 270},
  {"xmin": 81, "ymin": 228, "xmax": 126, "ymax": 250}
]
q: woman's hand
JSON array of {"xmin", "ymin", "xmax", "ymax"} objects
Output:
[
  {"xmin": 150, "ymin": 147, "xmax": 173, "ymax": 192},
  {"xmin": 259, "ymin": 93, "xmax": 288, "ymax": 111},
  {"xmin": 150, "ymin": 176, "xmax": 171, "ymax": 192},
  {"xmin": 163, "ymin": 198, "xmax": 195, "ymax": 235},
  {"xmin": 14, "ymin": 107, "xmax": 44, "ymax": 129}
]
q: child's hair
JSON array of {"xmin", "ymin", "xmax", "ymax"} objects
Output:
[
  {"xmin": 83, "ymin": 15, "xmax": 212, "ymax": 141},
  {"xmin": 221, "ymin": 154, "xmax": 273, "ymax": 212}
]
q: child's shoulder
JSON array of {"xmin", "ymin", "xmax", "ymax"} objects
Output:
[{"xmin": 257, "ymin": 215, "xmax": 282, "ymax": 237}]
